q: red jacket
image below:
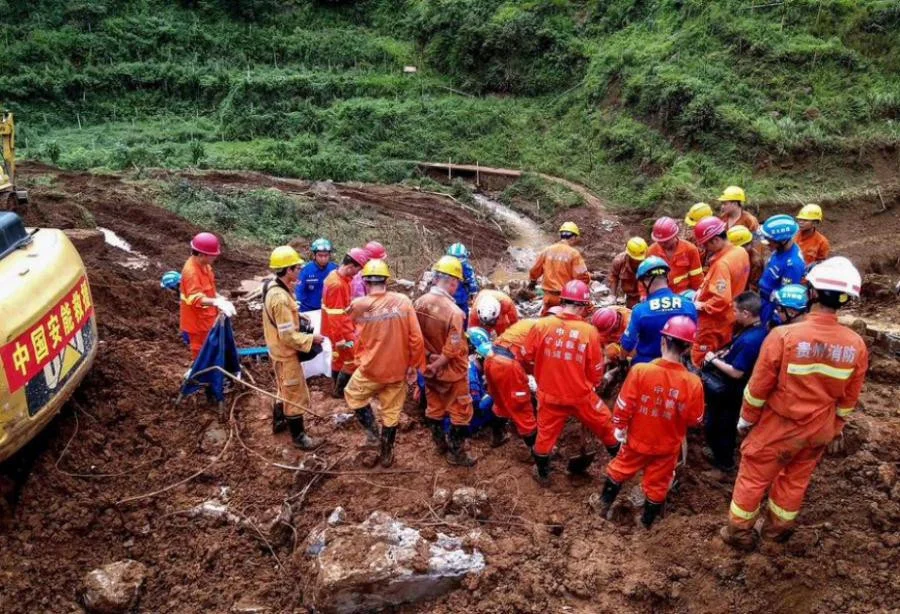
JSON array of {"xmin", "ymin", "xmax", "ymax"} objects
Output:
[
  {"xmin": 322, "ymin": 270, "xmax": 355, "ymax": 345},
  {"xmin": 648, "ymin": 239, "xmax": 703, "ymax": 293},
  {"xmin": 468, "ymin": 289, "xmax": 519, "ymax": 335}
]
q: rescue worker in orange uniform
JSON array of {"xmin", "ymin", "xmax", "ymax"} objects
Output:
[
  {"xmin": 468, "ymin": 288, "xmax": 519, "ymax": 336},
  {"xmin": 648, "ymin": 217, "xmax": 703, "ymax": 293},
  {"xmin": 594, "ymin": 316, "xmax": 704, "ymax": 528},
  {"xmin": 262, "ymin": 246, "xmax": 324, "ymax": 450},
  {"xmin": 414, "ymin": 255, "xmax": 476, "ymax": 466},
  {"xmin": 591, "ymin": 306, "xmax": 631, "ymax": 396},
  {"xmin": 179, "ymin": 232, "xmax": 236, "ymax": 359},
  {"xmin": 608, "ymin": 237, "xmax": 648, "ymax": 307},
  {"xmin": 322, "ymin": 247, "xmax": 370, "ymax": 398},
  {"xmin": 684, "ymin": 202, "xmax": 714, "ymax": 266},
  {"xmin": 718, "ymin": 186, "xmax": 759, "ymax": 231},
  {"xmin": 795, "ymin": 204, "xmax": 830, "ymax": 266},
  {"xmin": 529, "ymin": 222, "xmax": 590, "ymax": 315},
  {"xmin": 728, "ymin": 225, "xmax": 764, "ymax": 291},
  {"xmin": 344, "ymin": 259, "xmax": 425, "ymax": 467},
  {"xmin": 722, "ymin": 257, "xmax": 868, "ymax": 550},
  {"xmin": 692, "ymin": 217, "xmax": 750, "ymax": 367},
  {"xmin": 521, "ymin": 280, "xmax": 620, "ymax": 485}
]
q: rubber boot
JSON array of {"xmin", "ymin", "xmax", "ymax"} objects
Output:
[
  {"xmin": 566, "ymin": 452, "xmax": 596, "ymax": 475},
  {"xmin": 522, "ymin": 431, "xmax": 537, "ymax": 450},
  {"xmin": 332, "ymin": 371, "xmax": 351, "ymax": 399},
  {"xmin": 379, "ymin": 426, "xmax": 397, "ymax": 468},
  {"xmin": 286, "ymin": 416, "xmax": 322, "ymax": 450},
  {"xmin": 760, "ymin": 512, "xmax": 795, "ymax": 543},
  {"xmin": 354, "ymin": 405, "xmax": 380, "ymax": 446},
  {"xmin": 532, "ymin": 452, "xmax": 551, "ymax": 486},
  {"xmin": 719, "ymin": 524, "xmax": 759, "ymax": 551},
  {"xmin": 490, "ymin": 418, "xmax": 510, "ymax": 448},
  {"xmin": 597, "ymin": 477, "xmax": 621, "ymax": 516},
  {"xmin": 446, "ymin": 425, "xmax": 476, "ymax": 467},
  {"xmin": 640, "ymin": 500, "xmax": 665, "ymax": 528},
  {"xmin": 425, "ymin": 418, "xmax": 449, "ymax": 454},
  {"xmin": 605, "ymin": 442, "xmax": 621, "ymax": 458},
  {"xmin": 272, "ymin": 401, "xmax": 287, "ymax": 434}
]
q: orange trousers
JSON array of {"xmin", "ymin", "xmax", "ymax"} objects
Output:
[
  {"xmin": 692, "ymin": 319, "xmax": 733, "ymax": 367},
  {"xmin": 728, "ymin": 443, "xmax": 825, "ymax": 534},
  {"xmin": 188, "ymin": 330, "xmax": 210, "ymax": 359},
  {"xmin": 484, "ymin": 354, "xmax": 536, "ymax": 436},
  {"xmin": 540, "ymin": 292, "xmax": 561, "ymax": 316},
  {"xmin": 534, "ymin": 394, "xmax": 617, "ymax": 456},
  {"xmin": 331, "ymin": 342, "xmax": 357, "ymax": 375},
  {"xmin": 424, "ymin": 377, "xmax": 473, "ymax": 426},
  {"xmin": 606, "ymin": 445, "xmax": 679, "ymax": 504}
]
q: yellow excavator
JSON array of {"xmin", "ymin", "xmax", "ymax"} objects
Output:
[{"xmin": 0, "ymin": 107, "xmax": 97, "ymax": 463}]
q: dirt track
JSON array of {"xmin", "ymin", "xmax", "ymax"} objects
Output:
[{"xmin": 1, "ymin": 163, "xmax": 898, "ymax": 613}]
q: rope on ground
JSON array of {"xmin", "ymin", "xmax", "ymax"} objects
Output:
[{"xmin": 272, "ymin": 462, "xmax": 421, "ymax": 476}]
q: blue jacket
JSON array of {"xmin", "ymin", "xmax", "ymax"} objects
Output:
[
  {"xmin": 758, "ymin": 244, "xmax": 805, "ymax": 325},
  {"xmin": 453, "ymin": 260, "xmax": 479, "ymax": 315},
  {"xmin": 295, "ymin": 261, "xmax": 337, "ymax": 312},
  {"xmin": 621, "ymin": 288, "xmax": 698, "ymax": 364}
]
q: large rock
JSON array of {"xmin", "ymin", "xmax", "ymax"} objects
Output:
[
  {"xmin": 308, "ymin": 511, "xmax": 484, "ymax": 613},
  {"xmin": 81, "ymin": 559, "xmax": 147, "ymax": 613}
]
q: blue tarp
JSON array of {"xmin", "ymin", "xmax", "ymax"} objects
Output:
[{"xmin": 180, "ymin": 317, "xmax": 241, "ymax": 403}]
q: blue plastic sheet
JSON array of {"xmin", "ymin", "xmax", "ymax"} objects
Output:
[{"xmin": 180, "ymin": 317, "xmax": 241, "ymax": 403}]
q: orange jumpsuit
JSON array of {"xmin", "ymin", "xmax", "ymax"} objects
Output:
[
  {"xmin": 484, "ymin": 346, "xmax": 536, "ymax": 437},
  {"xmin": 745, "ymin": 244, "xmax": 764, "ymax": 291},
  {"xmin": 648, "ymin": 239, "xmax": 704, "ymax": 293},
  {"xmin": 608, "ymin": 252, "xmax": 642, "ymax": 308},
  {"xmin": 521, "ymin": 313, "xmax": 618, "ymax": 455},
  {"xmin": 796, "ymin": 229, "xmax": 830, "ymax": 266},
  {"xmin": 693, "ymin": 243, "xmax": 750, "ymax": 367},
  {"xmin": 179, "ymin": 255, "xmax": 218, "ymax": 358},
  {"xmin": 529, "ymin": 241, "xmax": 590, "ymax": 315},
  {"xmin": 598, "ymin": 306, "xmax": 631, "ymax": 362},
  {"xmin": 728, "ymin": 312, "xmax": 867, "ymax": 536},
  {"xmin": 414, "ymin": 287, "xmax": 472, "ymax": 425},
  {"xmin": 468, "ymin": 289, "xmax": 520, "ymax": 336},
  {"xmin": 607, "ymin": 359, "xmax": 704, "ymax": 503},
  {"xmin": 721, "ymin": 210, "xmax": 760, "ymax": 232},
  {"xmin": 322, "ymin": 269, "xmax": 356, "ymax": 375}
]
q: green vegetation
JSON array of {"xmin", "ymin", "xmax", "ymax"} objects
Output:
[
  {"xmin": 4, "ymin": 0, "xmax": 899, "ymax": 214},
  {"xmin": 499, "ymin": 173, "xmax": 584, "ymax": 225}
]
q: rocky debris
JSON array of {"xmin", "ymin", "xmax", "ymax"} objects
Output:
[
  {"xmin": 259, "ymin": 503, "xmax": 294, "ymax": 549},
  {"xmin": 231, "ymin": 598, "xmax": 270, "ymax": 613},
  {"xmin": 64, "ymin": 228, "xmax": 106, "ymax": 255},
  {"xmin": 307, "ymin": 510, "xmax": 484, "ymax": 613},
  {"xmin": 200, "ymin": 423, "xmax": 229, "ymax": 455},
  {"xmin": 81, "ymin": 560, "xmax": 148, "ymax": 614},
  {"xmin": 450, "ymin": 487, "xmax": 491, "ymax": 519},
  {"xmin": 508, "ymin": 246, "xmax": 537, "ymax": 271},
  {"xmin": 395, "ymin": 278, "xmax": 415, "ymax": 290},
  {"xmin": 861, "ymin": 274, "xmax": 895, "ymax": 301},
  {"xmin": 878, "ymin": 463, "xmax": 897, "ymax": 490},
  {"xmin": 518, "ymin": 298, "xmax": 544, "ymax": 318},
  {"xmin": 328, "ymin": 506, "xmax": 346, "ymax": 526},
  {"xmin": 417, "ymin": 270, "xmax": 435, "ymax": 293}
]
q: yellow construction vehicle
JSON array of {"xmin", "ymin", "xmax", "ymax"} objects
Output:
[{"xmin": 1, "ymin": 107, "xmax": 29, "ymax": 210}]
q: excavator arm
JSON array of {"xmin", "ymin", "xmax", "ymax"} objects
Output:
[{"xmin": 0, "ymin": 107, "xmax": 28, "ymax": 208}]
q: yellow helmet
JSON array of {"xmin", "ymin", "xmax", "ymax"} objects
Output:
[
  {"xmin": 717, "ymin": 185, "xmax": 746, "ymax": 203},
  {"xmin": 684, "ymin": 202, "xmax": 713, "ymax": 227},
  {"xmin": 559, "ymin": 221, "xmax": 581, "ymax": 237},
  {"xmin": 625, "ymin": 237, "xmax": 648, "ymax": 261},
  {"xmin": 432, "ymin": 255, "xmax": 463, "ymax": 280},
  {"xmin": 797, "ymin": 203, "xmax": 823, "ymax": 221},
  {"xmin": 727, "ymin": 225, "xmax": 753, "ymax": 248},
  {"xmin": 361, "ymin": 258, "xmax": 391, "ymax": 279},
  {"xmin": 269, "ymin": 246, "xmax": 303, "ymax": 270}
]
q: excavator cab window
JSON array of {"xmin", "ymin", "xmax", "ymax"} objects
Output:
[{"xmin": 0, "ymin": 212, "xmax": 32, "ymax": 259}]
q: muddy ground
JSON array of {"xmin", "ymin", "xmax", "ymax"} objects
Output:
[{"xmin": 0, "ymin": 163, "xmax": 898, "ymax": 613}]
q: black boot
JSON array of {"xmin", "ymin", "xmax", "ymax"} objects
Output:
[
  {"xmin": 599, "ymin": 477, "xmax": 622, "ymax": 515},
  {"xmin": 354, "ymin": 405, "xmax": 380, "ymax": 445},
  {"xmin": 379, "ymin": 426, "xmax": 397, "ymax": 468},
  {"xmin": 522, "ymin": 431, "xmax": 537, "ymax": 449},
  {"xmin": 446, "ymin": 425, "xmax": 476, "ymax": 467},
  {"xmin": 332, "ymin": 371, "xmax": 351, "ymax": 399},
  {"xmin": 605, "ymin": 442, "xmax": 621, "ymax": 458},
  {"xmin": 490, "ymin": 418, "xmax": 510, "ymax": 448},
  {"xmin": 426, "ymin": 418, "xmax": 449, "ymax": 454},
  {"xmin": 641, "ymin": 500, "xmax": 665, "ymax": 528},
  {"xmin": 272, "ymin": 402, "xmax": 287, "ymax": 434},
  {"xmin": 532, "ymin": 452, "xmax": 551, "ymax": 486},
  {"xmin": 286, "ymin": 416, "xmax": 323, "ymax": 450}
]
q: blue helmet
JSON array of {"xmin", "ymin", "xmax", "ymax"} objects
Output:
[
  {"xmin": 761, "ymin": 215, "xmax": 799, "ymax": 243},
  {"xmin": 447, "ymin": 242, "xmax": 469, "ymax": 259},
  {"xmin": 773, "ymin": 283, "xmax": 809, "ymax": 311},
  {"xmin": 636, "ymin": 255, "xmax": 670, "ymax": 280},
  {"xmin": 160, "ymin": 270, "xmax": 181, "ymax": 290},
  {"xmin": 680, "ymin": 289, "xmax": 697, "ymax": 302},
  {"xmin": 311, "ymin": 238, "xmax": 333, "ymax": 253},
  {"xmin": 466, "ymin": 327, "xmax": 492, "ymax": 357}
]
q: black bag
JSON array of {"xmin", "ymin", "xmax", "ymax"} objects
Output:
[{"xmin": 700, "ymin": 361, "xmax": 732, "ymax": 397}]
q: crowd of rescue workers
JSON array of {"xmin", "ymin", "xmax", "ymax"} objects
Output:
[{"xmin": 170, "ymin": 185, "xmax": 866, "ymax": 552}]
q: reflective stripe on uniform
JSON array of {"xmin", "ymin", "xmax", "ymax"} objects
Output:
[
  {"xmin": 277, "ymin": 322, "xmax": 294, "ymax": 332},
  {"xmin": 836, "ymin": 406, "xmax": 855, "ymax": 417},
  {"xmin": 729, "ymin": 500, "xmax": 760, "ymax": 520},
  {"xmin": 743, "ymin": 387, "xmax": 765, "ymax": 408},
  {"xmin": 767, "ymin": 499, "xmax": 799, "ymax": 521},
  {"xmin": 672, "ymin": 273, "xmax": 689, "ymax": 284},
  {"xmin": 786, "ymin": 362, "xmax": 854, "ymax": 380},
  {"xmin": 689, "ymin": 267, "xmax": 704, "ymax": 277},
  {"xmin": 323, "ymin": 307, "xmax": 346, "ymax": 315},
  {"xmin": 180, "ymin": 292, "xmax": 206, "ymax": 305}
]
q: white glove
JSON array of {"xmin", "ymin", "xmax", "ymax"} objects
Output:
[
  {"xmin": 213, "ymin": 297, "xmax": 237, "ymax": 318},
  {"xmin": 614, "ymin": 428, "xmax": 627, "ymax": 444},
  {"xmin": 737, "ymin": 417, "xmax": 754, "ymax": 434}
]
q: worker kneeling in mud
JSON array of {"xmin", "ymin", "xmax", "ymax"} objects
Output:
[
  {"xmin": 593, "ymin": 316, "xmax": 705, "ymax": 528},
  {"xmin": 262, "ymin": 247, "xmax": 325, "ymax": 450},
  {"xmin": 344, "ymin": 259, "xmax": 425, "ymax": 467}
]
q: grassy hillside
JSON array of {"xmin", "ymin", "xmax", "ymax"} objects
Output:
[{"xmin": 4, "ymin": 0, "xmax": 899, "ymax": 210}]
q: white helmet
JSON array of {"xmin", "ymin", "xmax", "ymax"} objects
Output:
[
  {"xmin": 806, "ymin": 256, "xmax": 861, "ymax": 298},
  {"xmin": 476, "ymin": 295, "xmax": 502, "ymax": 325}
]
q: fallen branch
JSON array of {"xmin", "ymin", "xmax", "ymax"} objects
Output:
[{"xmin": 273, "ymin": 462, "xmax": 421, "ymax": 476}]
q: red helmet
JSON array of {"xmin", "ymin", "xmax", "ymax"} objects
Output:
[
  {"xmin": 661, "ymin": 315, "xmax": 697, "ymax": 343},
  {"xmin": 560, "ymin": 280, "xmax": 591, "ymax": 304},
  {"xmin": 590, "ymin": 307, "xmax": 619, "ymax": 333},
  {"xmin": 693, "ymin": 216, "xmax": 727, "ymax": 245},
  {"xmin": 190, "ymin": 232, "xmax": 221, "ymax": 256},
  {"xmin": 365, "ymin": 241, "xmax": 387, "ymax": 259},
  {"xmin": 652, "ymin": 216, "xmax": 679, "ymax": 243},
  {"xmin": 348, "ymin": 247, "xmax": 370, "ymax": 267}
]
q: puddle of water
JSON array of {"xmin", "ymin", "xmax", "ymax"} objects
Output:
[{"xmin": 98, "ymin": 227, "xmax": 150, "ymax": 270}]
